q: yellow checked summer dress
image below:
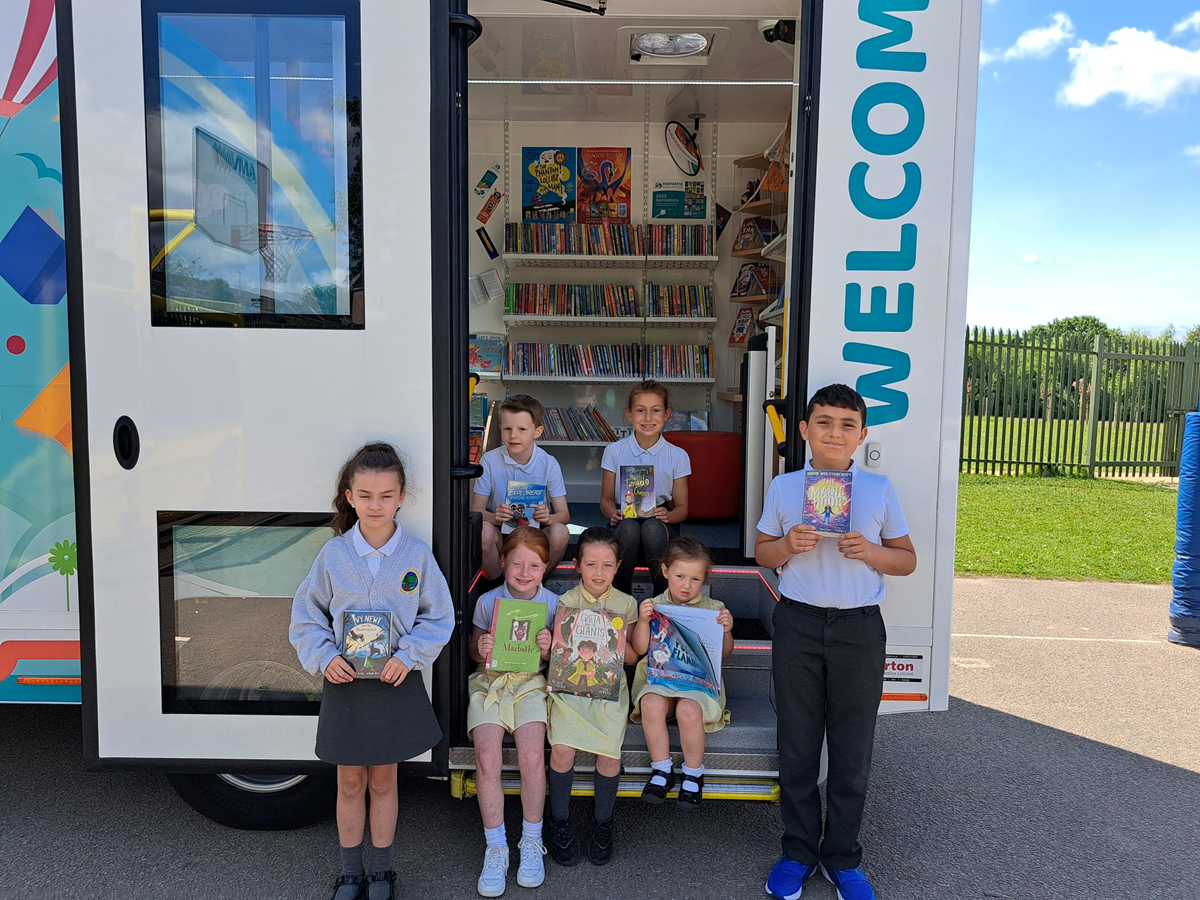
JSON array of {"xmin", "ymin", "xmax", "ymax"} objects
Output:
[
  {"xmin": 630, "ymin": 591, "xmax": 731, "ymax": 733},
  {"xmin": 466, "ymin": 585, "xmax": 558, "ymax": 736},
  {"xmin": 546, "ymin": 584, "xmax": 638, "ymax": 759}
]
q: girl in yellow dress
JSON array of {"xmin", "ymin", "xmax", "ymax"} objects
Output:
[
  {"xmin": 630, "ymin": 536, "xmax": 733, "ymax": 809},
  {"xmin": 467, "ymin": 527, "xmax": 558, "ymax": 896},
  {"xmin": 545, "ymin": 526, "xmax": 638, "ymax": 868}
]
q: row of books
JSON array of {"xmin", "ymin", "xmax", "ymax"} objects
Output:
[
  {"xmin": 541, "ymin": 406, "xmax": 620, "ymax": 442},
  {"xmin": 504, "ymin": 223, "xmax": 644, "ymax": 256},
  {"xmin": 503, "ymin": 342, "xmax": 713, "ymax": 379},
  {"xmin": 505, "ymin": 282, "xmax": 638, "ymax": 317},
  {"xmin": 645, "ymin": 283, "xmax": 714, "ymax": 317},
  {"xmin": 646, "ymin": 224, "xmax": 714, "ymax": 257}
]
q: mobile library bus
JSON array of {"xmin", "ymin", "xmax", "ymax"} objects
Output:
[{"xmin": 0, "ymin": 0, "xmax": 980, "ymax": 827}]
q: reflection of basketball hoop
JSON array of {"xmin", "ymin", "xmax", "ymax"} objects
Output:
[
  {"xmin": 201, "ymin": 660, "xmax": 322, "ymax": 703},
  {"xmin": 233, "ymin": 223, "xmax": 315, "ymax": 285}
]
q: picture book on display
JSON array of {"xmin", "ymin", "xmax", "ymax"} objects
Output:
[
  {"xmin": 732, "ymin": 262, "xmax": 782, "ymax": 298},
  {"xmin": 619, "ymin": 465, "xmax": 655, "ymax": 519},
  {"xmin": 729, "ymin": 306, "xmax": 757, "ymax": 345},
  {"xmin": 646, "ymin": 604, "xmax": 723, "ymax": 700},
  {"xmin": 469, "ymin": 333, "xmax": 503, "ymax": 375},
  {"xmin": 546, "ymin": 605, "xmax": 627, "ymax": 702},
  {"xmin": 522, "ymin": 147, "xmax": 576, "ymax": 221},
  {"xmin": 486, "ymin": 598, "xmax": 547, "ymax": 674},
  {"xmin": 732, "ymin": 216, "xmax": 780, "ymax": 252},
  {"xmin": 503, "ymin": 481, "xmax": 546, "ymax": 534},
  {"xmin": 802, "ymin": 469, "xmax": 853, "ymax": 537},
  {"xmin": 341, "ymin": 610, "xmax": 391, "ymax": 679},
  {"xmin": 576, "ymin": 147, "xmax": 632, "ymax": 224}
]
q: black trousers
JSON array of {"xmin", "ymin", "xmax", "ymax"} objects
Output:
[
  {"xmin": 772, "ymin": 597, "xmax": 886, "ymax": 870},
  {"xmin": 613, "ymin": 517, "xmax": 675, "ymax": 596}
]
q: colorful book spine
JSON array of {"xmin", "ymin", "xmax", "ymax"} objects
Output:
[
  {"xmin": 505, "ymin": 283, "xmax": 639, "ymax": 317},
  {"xmin": 503, "ymin": 223, "xmax": 645, "ymax": 256},
  {"xmin": 646, "ymin": 283, "xmax": 714, "ymax": 317}
]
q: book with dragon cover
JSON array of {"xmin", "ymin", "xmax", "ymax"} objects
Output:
[
  {"xmin": 802, "ymin": 469, "xmax": 853, "ymax": 537},
  {"xmin": 576, "ymin": 147, "xmax": 632, "ymax": 224},
  {"xmin": 341, "ymin": 610, "xmax": 391, "ymax": 678},
  {"xmin": 545, "ymin": 605, "xmax": 627, "ymax": 701},
  {"xmin": 486, "ymin": 598, "xmax": 548, "ymax": 674}
]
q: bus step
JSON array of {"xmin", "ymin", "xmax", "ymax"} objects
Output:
[{"xmin": 459, "ymin": 772, "xmax": 779, "ymax": 803}]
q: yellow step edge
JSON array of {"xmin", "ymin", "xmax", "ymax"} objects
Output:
[{"xmin": 457, "ymin": 774, "xmax": 779, "ymax": 803}]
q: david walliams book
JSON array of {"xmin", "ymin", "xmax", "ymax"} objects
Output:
[
  {"xmin": 546, "ymin": 606, "xmax": 627, "ymax": 702},
  {"xmin": 802, "ymin": 469, "xmax": 853, "ymax": 537},
  {"xmin": 619, "ymin": 465, "xmax": 655, "ymax": 519},
  {"xmin": 486, "ymin": 598, "xmax": 547, "ymax": 674},
  {"xmin": 503, "ymin": 481, "xmax": 546, "ymax": 534},
  {"xmin": 342, "ymin": 610, "xmax": 391, "ymax": 678}
]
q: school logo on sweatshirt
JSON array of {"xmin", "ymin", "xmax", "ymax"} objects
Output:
[{"xmin": 401, "ymin": 570, "xmax": 420, "ymax": 593}]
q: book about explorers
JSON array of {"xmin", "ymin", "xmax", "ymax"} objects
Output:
[
  {"xmin": 802, "ymin": 469, "xmax": 853, "ymax": 537},
  {"xmin": 619, "ymin": 464, "xmax": 655, "ymax": 519},
  {"xmin": 486, "ymin": 598, "xmax": 547, "ymax": 674},
  {"xmin": 546, "ymin": 605, "xmax": 627, "ymax": 702},
  {"xmin": 646, "ymin": 605, "xmax": 723, "ymax": 700},
  {"xmin": 342, "ymin": 610, "xmax": 391, "ymax": 678},
  {"xmin": 502, "ymin": 481, "xmax": 546, "ymax": 534}
]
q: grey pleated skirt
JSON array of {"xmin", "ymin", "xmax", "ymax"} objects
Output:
[{"xmin": 315, "ymin": 674, "xmax": 442, "ymax": 767}]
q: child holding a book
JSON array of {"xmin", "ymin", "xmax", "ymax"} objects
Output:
[
  {"xmin": 466, "ymin": 526, "xmax": 559, "ymax": 896},
  {"xmin": 473, "ymin": 395, "xmax": 571, "ymax": 581},
  {"xmin": 756, "ymin": 385, "xmax": 917, "ymax": 900},
  {"xmin": 630, "ymin": 536, "xmax": 733, "ymax": 809},
  {"xmin": 600, "ymin": 381, "xmax": 691, "ymax": 595},
  {"xmin": 290, "ymin": 443, "xmax": 454, "ymax": 900},
  {"xmin": 545, "ymin": 526, "xmax": 639, "ymax": 868}
]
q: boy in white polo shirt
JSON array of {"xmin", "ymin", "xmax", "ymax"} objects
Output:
[
  {"xmin": 472, "ymin": 395, "xmax": 571, "ymax": 580},
  {"xmin": 756, "ymin": 384, "xmax": 916, "ymax": 900}
]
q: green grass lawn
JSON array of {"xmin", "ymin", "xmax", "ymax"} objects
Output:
[{"xmin": 955, "ymin": 475, "xmax": 1179, "ymax": 583}]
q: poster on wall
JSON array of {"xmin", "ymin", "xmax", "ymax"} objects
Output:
[
  {"xmin": 652, "ymin": 180, "xmax": 707, "ymax": 219},
  {"xmin": 576, "ymin": 147, "xmax": 632, "ymax": 224},
  {"xmin": 521, "ymin": 147, "xmax": 576, "ymax": 221}
]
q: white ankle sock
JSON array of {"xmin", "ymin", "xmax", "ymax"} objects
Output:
[
  {"xmin": 484, "ymin": 823, "xmax": 506, "ymax": 847},
  {"xmin": 649, "ymin": 758, "xmax": 672, "ymax": 787},
  {"xmin": 521, "ymin": 818, "xmax": 541, "ymax": 842},
  {"xmin": 681, "ymin": 763, "xmax": 704, "ymax": 792}
]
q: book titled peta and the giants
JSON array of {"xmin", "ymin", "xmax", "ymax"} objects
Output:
[
  {"xmin": 801, "ymin": 469, "xmax": 854, "ymax": 537},
  {"xmin": 546, "ymin": 605, "xmax": 627, "ymax": 702},
  {"xmin": 341, "ymin": 611, "xmax": 391, "ymax": 678},
  {"xmin": 485, "ymin": 598, "xmax": 546, "ymax": 674},
  {"xmin": 619, "ymin": 465, "xmax": 655, "ymax": 519},
  {"xmin": 502, "ymin": 481, "xmax": 546, "ymax": 534}
]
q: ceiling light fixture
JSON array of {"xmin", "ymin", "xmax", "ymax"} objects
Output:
[{"xmin": 631, "ymin": 32, "xmax": 709, "ymax": 60}]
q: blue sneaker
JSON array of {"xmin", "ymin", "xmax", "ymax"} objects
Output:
[
  {"xmin": 765, "ymin": 855, "xmax": 817, "ymax": 899},
  {"xmin": 821, "ymin": 864, "xmax": 876, "ymax": 900}
]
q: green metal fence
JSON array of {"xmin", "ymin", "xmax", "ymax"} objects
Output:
[{"xmin": 960, "ymin": 328, "xmax": 1200, "ymax": 477}]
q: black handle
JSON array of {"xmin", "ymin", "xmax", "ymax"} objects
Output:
[
  {"xmin": 449, "ymin": 12, "xmax": 482, "ymax": 46},
  {"xmin": 113, "ymin": 416, "xmax": 140, "ymax": 470},
  {"xmin": 451, "ymin": 464, "xmax": 483, "ymax": 480}
]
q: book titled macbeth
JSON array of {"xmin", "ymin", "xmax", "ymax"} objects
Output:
[
  {"xmin": 802, "ymin": 469, "xmax": 853, "ymax": 537},
  {"xmin": 341, "ymin": 610, "xmax": 391, "ymax": 678},
  {"xmin": 486, "ymin": 598, "xmax": 547, "ymax": 674}
]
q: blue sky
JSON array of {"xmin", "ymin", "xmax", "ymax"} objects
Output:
[{"xmin": 968, "ymin": 1, "xmax": 1200, "ymax": 334}]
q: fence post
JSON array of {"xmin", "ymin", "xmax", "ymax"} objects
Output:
[
  {"xmin": 1184, "ymin": 343, "xmax": 1199, "ymax": 412},
  {"xmin": 1086, "ymin": 334, "xmax": 1104, "ymax": 477}
]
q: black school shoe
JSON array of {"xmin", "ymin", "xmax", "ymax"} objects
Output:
[
  {"xmin": 366, "ymin": 870, "xmax": 397, "ymax": 900},
  {"xmin": 677, "ymin": 773, "xmax": 704, "ymax": 810},
  {"xmin": 328, "ymin": 873, "xmax": 366, "ymax": 900},
  {"xmin": 640, "ymin": 768, "xmax": 676, "ymax": 804},
  {"xmin": 548, "ymin": 816, "xmax": 581, "ymax": 866},
  {"xmin": 587, "ymin": 817, "xmax": 616, "ymax": 865}
]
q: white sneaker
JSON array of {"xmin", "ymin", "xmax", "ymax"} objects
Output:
[
  {"xmin": 477, "ymin": 843, "xmax": 509, "ymax": 897},
  {"xmin": 516, "ymin": 835, "xmax": 547, "ymax": 888}
]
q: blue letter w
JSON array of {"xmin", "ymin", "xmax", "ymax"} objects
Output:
[{"xmin": 843, "ymin": 342, "xmax": 911, "ymax": 425}]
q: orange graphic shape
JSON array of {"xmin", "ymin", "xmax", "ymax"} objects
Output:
[
  {"xmin": 14, "ymin": 363, "xmax": 72, "ymax": 455},
  {"xmin": 0, "ymin": 640, "xmax": 80, "ymax": 682}
]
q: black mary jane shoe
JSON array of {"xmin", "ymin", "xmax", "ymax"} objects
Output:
[
  {"xmin": 366, "ymin": 870, "xmax": 397, "ymax": 900},
  {"xmin": 676, "ymin": 773, "xmax": 704, "ymax": 810},
  {"xmin": 328, "ymin": 873, "xmax": 366, "ymax": 900},
  {"xmin": 640, "ymin": 769, "xmax": 676, "ymax": 805}
]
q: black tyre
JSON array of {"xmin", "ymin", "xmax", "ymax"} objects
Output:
[{"xmin": 166, "ymin": 772, "xmax": 335, "ymax": 830}]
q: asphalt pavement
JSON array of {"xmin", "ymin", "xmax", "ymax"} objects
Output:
[{"xmin": 2, "ymin": 577, "xmax": 1198, "ymax": 900}]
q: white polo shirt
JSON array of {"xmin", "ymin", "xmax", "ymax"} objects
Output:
[
  {"xmin": 474, "ymin": 444, "xmax": 567, "ymax": 512},
  {"xmin": 756, "ymin": 460, "xmax": 909, "ymax": 608},
  {"xmin": 600, "ymin": 434, "xmax": 692, "ymax": 508},
  {"xmin": 472, "ymin": 584, "xmax": 560, "ymax": 632},
  {"xmin": 351, "ymin": 520, "xmax": 402, "ymax": 578}
]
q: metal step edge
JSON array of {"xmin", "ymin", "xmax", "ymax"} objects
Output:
[{"xmin": 461, "ymin": 773, "xmax": 780, "ymax": 803}]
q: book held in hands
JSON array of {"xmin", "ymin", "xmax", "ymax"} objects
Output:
[
  {"xmin": 486, "ymin": 598, "xmax": 547, "ymax": 674},
  {"xmin": 546, "ymin": 606, "xmax": 627, "ymax": 702},
  {"xmin": 503, "ymin": 481, "xmax": 546, "ymax": 534},
  {"xmin": 619, "ymin": 465, "xmax": 655, "ymax": 519},
  {"xmin": 342, "ymin": 610, "xmax": 391, "ymax": 678},
  {"xmin": 802, "ymin": 469, "xmax": 853, "ymax": 537},
  {"xmin": 646, "ymin": 604, "xmax": 723, "ymax": 700}
]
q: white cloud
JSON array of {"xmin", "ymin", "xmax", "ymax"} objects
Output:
[
  {"xmin": 1185, "ymin": 144, "xmax": 1200, "ymax": 163},
  {"xmin": 1060, "ymin": 27, "xmax": 1200, "ymax": 108},
  {"xmin": 979, "ymin": 13, "xmax": 1075, "ymax": 67},
  {"xmin": 1022, "ymin": 252, "xmax": 1040, "ymax": 264},
  {"xmin": 1172, "ymin": 11, "xmax": 1200, "ymax": 37}
]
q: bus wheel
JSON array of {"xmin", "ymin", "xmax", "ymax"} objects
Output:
[{"xmin": 166, "ymin": 772, "xmax": 335, "ymax": 830}]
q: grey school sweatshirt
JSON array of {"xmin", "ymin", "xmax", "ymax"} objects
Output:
[{"xmin": 289, "ymin": 529, "xmax": 455, "ymax": 677}]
